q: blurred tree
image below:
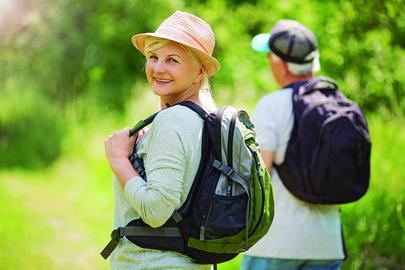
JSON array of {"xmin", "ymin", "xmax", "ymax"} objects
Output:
[
  {"xmin": 0, "ymin": 0, "xmax": 404, "ymax": 164},
  {"xmin": 0, "ymin": 0, "xmax": 184, "ymax": 168},
  {"xmin": 314, "ymin": 0, "xmax": 405, "ymax": 114}
]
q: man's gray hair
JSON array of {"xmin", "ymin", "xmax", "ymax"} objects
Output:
[{"xmin": 272, "ymin": 52, "xmax": 321, "ymax": 76}]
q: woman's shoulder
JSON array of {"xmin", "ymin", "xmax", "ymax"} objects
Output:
[
  {"xmin": 143, "ymin": 105, "xmax": 203, "ymax": 149},
  {"xmin": 152, "ymin": 105, "xmax": 203, "ymax": 132},
  {"xmin": 156, "ymin": 105, "xmax": 201, "ymax": 121}
]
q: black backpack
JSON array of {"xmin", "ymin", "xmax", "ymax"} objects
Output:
[
  {"xmin": 274, "ymin": 77, "xmax": 371, "ymax": 204},
  {"xmin": 101, "ymin": 101, "xmax": 274, "ymax": 264}
]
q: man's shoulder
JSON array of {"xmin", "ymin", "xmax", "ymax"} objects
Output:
[{"xmin": 258, "ymin": 88, "xmax": 293, "ymax": 107}]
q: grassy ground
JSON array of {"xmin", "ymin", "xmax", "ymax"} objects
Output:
[
  {"xmin": 0, "ymin": 110, "xmax": 404, "ymax": 269},
  {"xmin": 0, "ymin": 158, "xmax": 111, "ymax": 269}
]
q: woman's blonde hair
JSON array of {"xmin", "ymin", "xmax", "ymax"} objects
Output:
[{"xmin": 144, "ymin": 37, "xmax": 215, "ymax": 107}]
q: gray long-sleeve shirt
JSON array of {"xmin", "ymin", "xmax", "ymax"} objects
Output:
[{"xmin": 110, "ymin": 105, "xmax": 211, "ymax": 269}]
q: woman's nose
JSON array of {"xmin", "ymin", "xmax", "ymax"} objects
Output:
[{"xmin": 151, "ymin": 60, "xmax": 166, "ymax": 73}]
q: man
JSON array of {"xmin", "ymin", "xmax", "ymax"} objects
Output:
[{"xmin": 241, "ymin": 20, "xmax": 345, "ymax": 270}]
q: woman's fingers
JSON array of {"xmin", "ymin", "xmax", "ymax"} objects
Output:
[
  {"xmin": 136, "ymin": 127, "xmax": 149, "ymax": 143},
  {"xmin": 104, "ymin": 127, "xmax": 134, "ymax": 161}
]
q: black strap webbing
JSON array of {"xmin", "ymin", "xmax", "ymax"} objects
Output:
[
  {"xmin": 100, "ymin": 238, "xmax": 119, "ymax": 259},
  {"xmin": 121, "ymin": 226, "xmax": 181, "ymax": 237},
  {"xmin": 100, "ymin": 226, "xmax": 182, "ymax": 259},
  {"xmin": 129, "ymin": 111, "xmax": 160, "ymax": 137},
  {"xmin": 177, "ymin": 101, "xmax": 208, "ymax": 119},
  {"xmin": 129, "ymin": 101, "xmax": 207, "ymax": 137},
  {"xmin": 100, "ymin": 228, "xmax": 123, "ymax": 259},
  {"xmin": 172, "ymin": 210, "xmax": 183, "ymax": 222}
]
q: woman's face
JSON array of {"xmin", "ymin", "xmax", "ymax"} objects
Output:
[{"xmin": 145, "ymin": 41, "xmax": 203, "ymax": 103}]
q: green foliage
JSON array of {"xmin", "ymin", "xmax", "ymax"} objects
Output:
[
  {"xmin": 315, "ymin": 0, "xmax": 405, "ymax": 114},
  {"xmin": 0, "ymin": 1, "xmax": 404, "ymax": 267},
  {"xmin": 0, "ymin": 0, "xmax": 184, "ymax": 110},
  {"xmin": 0, "ymin": 83, "xmax": 64, "ymax": 169},
  {"xmin": 0, "ymin": 0, "xmax": 185, "ymax": 168},
  {"xmin": 1, "ymin": 0, "xmax": 404, "ymax": 114},
  {"xmin": 341, "ymin": 113, "xmax": 405, "ymax": 269},
  {"xmin": 1, "ymin": 0, "xmax": 404, "ymax": 168}
]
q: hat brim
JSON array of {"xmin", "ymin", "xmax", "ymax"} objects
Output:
[
  {"xmin": 132, "ymin": 33, "xmax": 220, "ymax": 76},
  {"xmin": 251, "ymin": 33, "xmax": 271, "ymax": 53}
]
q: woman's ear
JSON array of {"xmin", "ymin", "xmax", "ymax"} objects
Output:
[{"xmin": 194, "ymin": 66, "xmax": 205, "ymax": 84}]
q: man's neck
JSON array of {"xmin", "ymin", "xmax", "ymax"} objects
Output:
[{"xmin": 281, "ymin": 73, "xmax": 313, "ymax": 88}]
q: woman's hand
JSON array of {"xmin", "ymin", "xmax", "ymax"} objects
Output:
[
  {"xmin": 104, "ymin": 128, "xmax": 138, "ymax": 186},
  {"xmin": 136, "ymin": 127, "xmax": 149, "ymax": 144}
]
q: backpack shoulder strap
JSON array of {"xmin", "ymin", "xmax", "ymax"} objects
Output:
[
  {"xmin": 300, "ymin": 77, "xmax": 338, "ymax": 95},
  {"xmin": 129, "ymin": 100, "xmax": 207, "ymax": 137},
  {"xmin": 129, "ymin": 111, "xmax": 160, "ymax": 137},
  {"xmin": 317, "ymin": 76, "xmax": 338, "ymax": 88},
  {"xmin": 177, "ymin": 101, "xmax": 208, "ymax": 119}
]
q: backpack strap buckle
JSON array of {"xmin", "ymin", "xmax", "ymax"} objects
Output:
[
  {"xmin": 111, "ymin": 227, "xmax": 124, "ymax": 242},
  {"xmin": 213, "ymin": 160, "xmax": 233, "ymax": 177},
  {"xmin": 100, "ymin": 227, "xmax": 124, "ymax": 260}
]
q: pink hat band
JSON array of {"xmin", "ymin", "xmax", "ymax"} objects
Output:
[{"xmin": 132, "ymin": 11, "xmax": 220, "ymax": 76}]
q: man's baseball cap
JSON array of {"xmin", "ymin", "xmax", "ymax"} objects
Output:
[{"xmin": 251, "ymin": 19, "xmax": 318, "ymax": 64}]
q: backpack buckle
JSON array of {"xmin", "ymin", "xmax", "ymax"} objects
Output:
[
  {"xmin": 223, "ymin": 167, "xmax": 234, "ymax": 177},
  {"xmin": 213, "ymin": 160, "xmax": 234, "ymax": 177},
  {"xmin": 111, "ymin": 227, "xmax": 124, "ymax": 242}
]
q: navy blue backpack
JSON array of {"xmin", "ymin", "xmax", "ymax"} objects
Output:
[
  {"xmin": 101, "ymin": 101, "xmax": 274, "ymax": 264},
  {"xmin": 274, "ymin": 77, "xmax": 371, "ymax": 204}
]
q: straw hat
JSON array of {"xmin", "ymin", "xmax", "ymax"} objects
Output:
[{"xmin": 132, "ymin": 11, "xmax": 220, "ymax": 76}]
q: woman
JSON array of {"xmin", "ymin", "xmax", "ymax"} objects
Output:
[{"xmin": 103, "ymin": 11, "xmax": 220, "ymax": 269}]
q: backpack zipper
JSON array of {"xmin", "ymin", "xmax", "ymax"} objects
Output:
[
  {"xmin": 200, "ymin": 196, "xmax": 215, "ymax": 241},
  {"xmin": 200, "ymin": 215, "xmax": 207, "ymax": 240}
]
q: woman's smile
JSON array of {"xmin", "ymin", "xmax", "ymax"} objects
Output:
[{"xmin": 153, "ymin": 77, "xmax": 173, "ymax": 85}]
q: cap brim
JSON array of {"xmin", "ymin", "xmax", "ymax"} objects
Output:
[{"xmin": 251, "ymin": 33, "xmax": 271, "ymax": 53}]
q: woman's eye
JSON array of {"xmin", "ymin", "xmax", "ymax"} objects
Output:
[
  {"xmin": 148, "ymin": 55, "xmax": 158, "ymax": 61},
  {"xmin": 168, "ymin": 58, "xmax": 178, "ymax": 63}
]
